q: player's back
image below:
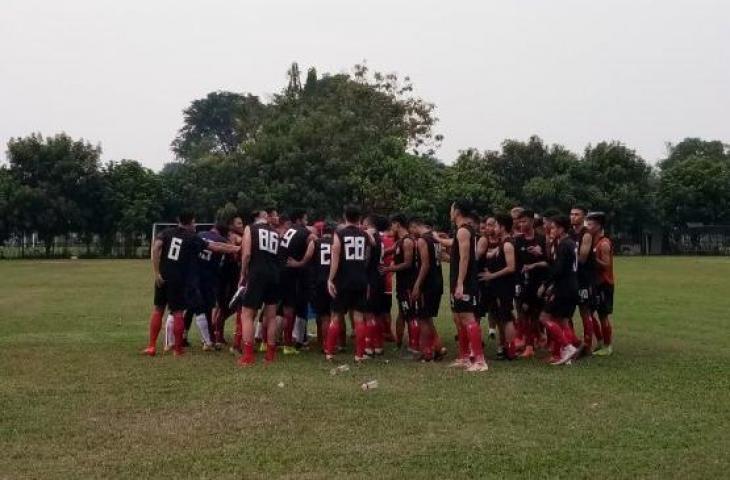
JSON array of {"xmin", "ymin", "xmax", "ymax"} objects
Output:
[
  {"xmin": 314, "ymin": 236, "xmax": 333, "ymax": 286},
  {"xmin": 553, "ymin": 236, "xmax": 578, "ymax": 295},
  {"xmin": 449, "ymin": 224, "xmax": 478, "ymax": 292},
  {"xmin": 249, "ymin": 223, "xmax": 280, "ymax": 280},
  {"xmin": 196, "ymin": 230, "xmax": 227, "ymax": 281},
  {"xmin": 280, "ymin": 225, "xmax": 310, "ymax": 265},
  {"xmin": 335, "ymin": 225, "xmax": 368, "ymax": 291},
  {"xmin": 159, "ymin": 226, "xmax": 201, "ymax": 282},
  {"xmin": 421, "ymin": 233, "xmax": 443, "ymax": 293},
  {"xmin": 394, "ymin": 236, "xmax": 417, "ymax": 293}
]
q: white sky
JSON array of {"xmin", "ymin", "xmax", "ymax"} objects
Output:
[{"xmin": 1, "ymin": 0, "xmax": 728, "ymax": 170}]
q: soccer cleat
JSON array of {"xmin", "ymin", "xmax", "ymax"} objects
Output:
[
  {"xmin": 488, "ymin": 328, "xmax": 497, "ymax": 340},
  {"xmin": 448, "ymin": 358, "xmax": 470, "ymax": 369},
  {"xmin": 325, "ymin": 354, "xmax": 335, "ymax": 362},
  {"xmin": 495, "ymin": 350, "xmax": 507, "ymax": 361},
  {"xmin": 364, "ymin": 348, "xmax": 374, "ymax": 356},
  {"xmin": 594, "ymin": 345, "xmax": 613, "ymax": 357},
  {"xmin": 466, "ymin": 361, "xmax": 489, "ymax": 373},
  {"xmin": 551, "ymin": 344, "xmax": 577, "ymax": 365},
  {"xmin": 434, "ymin": 347, "xmax": 447, "ymax": 361},
  {"xmin": 141, "ymin": 346, "xmax": 156, "ymax": 357},
  {"xmin": 238, "ymin": 355, "xmax": 255, "ymax": 367},
  {"xmin": 257, "ymin": 343, "xmax": 267, "ymax": 353},
  {"xmin": 173, "ymin": 347, "xmax": 185, "ymax": 357},
  {"xmin": 373, "ymin": 348, "xmax": 384, "ymax": 356},
  {"xmin": 213, "ymin": 342, "xmax": 225, "ymax": 351},
  {"xmin": 519, "ymin": 345, "xmax": 535, "ymax": 359},
  {"xmin": 229, "ymin": 346, "xmax": 242, "ymax": 355},
  {"xmin": 354, "ymin": 355, "xmax": 370, "ymax": 364},
  {"xmin": 282, "ymin": 346, "xmax": 300, "ymax": 355},
  {"xmin": 201, "ymin": 343, "xmax": 214, "ymax": 352}
]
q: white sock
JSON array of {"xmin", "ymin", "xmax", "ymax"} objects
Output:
[
  {"xmin": 254, "ymin": 320, "xmax": 263, "ymax": 341},
  {"xmin": 165, "ymin": 314, "xmax": 175, "ymax": 348},
  {"xmin": 195, "ymin": 314, "xmax": 212, "ymax": 345},
  {"xmin": 293, "ymin": 316, "xmax": 306, "ymax": 343}
]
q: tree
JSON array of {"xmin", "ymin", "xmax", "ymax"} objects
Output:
[
  {"xmin": 660, "ymin": 138, "xmax": 728, "ymax": 171},
  {"xmin": 171, "ymin": 91, "xmax": 266, "ymax": 161},
  {"xmin": 6, "ymin": 133, "xmax": 102, "ymax": 256},
  {"xmin": 439, "ymin": 149, "xmax": 507, "ymax": 219}
]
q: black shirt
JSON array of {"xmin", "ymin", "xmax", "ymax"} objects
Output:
[
  {"xmin": 334, "ymin": 225, "xmax": 370, "ymax": 290},
  {"xmin": 550, "ymin": 236, "xmax": 579, "ymax": 298},
  {"xmin": 158, "ymin": 226, "xmax": 206, "ymax": 283},
  {"xmin": 514, "ymin": 233, "xmax": 548, "ymax": 287},
  {"xmin": 394, "ymin": 236, "xmax": 417, "ymax": 295},
  {"xmin": 367, "ymin": 231, "xmax": 385, "ymax": 292},
  {"xmin": 449, "ymin": 224, "xmax": 478, "ymax": 294},
  {"xmin": 313, "ymin": 236, "xmax": 332, "ymax": 286},
  {"xmin": 571, "ymin": 226, "xmax": 595, "ymax": 287},
  {"xmin": 416, "ymin": 233, "xmax": 443, "ymax": 294},
  {"xmin": 248, "ymin": 223, "xmax": 280, "ymax": 280}
]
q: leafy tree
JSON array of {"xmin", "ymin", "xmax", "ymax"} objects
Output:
[{"xmin": 660, "ymin": 138, "xmax": 728, "ymax": 171}]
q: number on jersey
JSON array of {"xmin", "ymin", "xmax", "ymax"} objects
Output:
[
  {"xmin": 280, "ymin": 228, "xmax": 296, "ymax": 248},
  {"xmin": 434, "ymin": 243, "xmax": 442, "ymax": 266},
  {"xmin": 344, "ymin": 236, "xmax": 365, "ymax": 260},
  {"xmin": 320, "ymin": 243, "xmax": 331, "ymax": 265},
  {"xmin": 199, "ymin": 249, "xmax": 212, "ymax": 262},
  {"xmin": 258, "ymin": 229, "xmax": 279, "ymax": 254},
  {"xmin": 168, "ymin": 237, "xmax": 182, "ymax": 261}
]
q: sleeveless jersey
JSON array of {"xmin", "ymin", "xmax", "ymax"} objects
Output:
[
  {"xmin": 593, "ymin": 235, "xmax": 615, "ymax": 286},
  {"xmin": 334, "ymin": 225, "xmax": 369, "ymax": 290},
  {"xmin": 367, "ymin": 231, "xmax": 384, "ymax": 292},
  {"xmin": 514, "ymin": 232, "xmax": 548, "ymax": 286},
  {"xmin": 449, "ymin": 224, "xmax": 478, "ymax": 294},
  {"xmin": 394, "ymin": 236, "xmax": 417, "ymax": 295},
  {"xmin": 249, "ymin": 223, "xmax": 280, "ymax": 280},
  {"xmin": 571, "ymin": 226, "xmax": 595, "ymax": 287},
  {"xmin": 313, "ymin": 236, "xmax": 333, "ymax": 286},
  {"xmin": 158, "ymin": 226, "xmax": 205, "ymax": 282},
  {"xmin": 417, "ymin": 232, "xmax": 443, "ymax": 294},
  {"xmin": 279, "ymin": 225, "xmax": 311, "ymax": 265}
]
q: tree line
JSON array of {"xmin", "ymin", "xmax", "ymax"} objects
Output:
[{"xmin": 1, "ymin": 62, "xmax": 728, "ymax": 257}]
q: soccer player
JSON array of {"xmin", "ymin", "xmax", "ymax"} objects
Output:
[
  {"xmin": 310, "ymin": 223, "xmax": 335, "ymax": 351},
  {"xmin": 279, "ymin": 208, "xmax": 317, "ymax": 354},
  {"xmin": 142, "ymin": 211, "xmax": 236, "ymax": 357},
  {"xmin": 570, "ymin": 205, "xmax": 598, "ymax": 354},
  {"xmin": 383, "ymin": 214, "xmax": 418, "ymax": 354},
  {"xmin": 409, "ymin": 217, "xmax": 445, "ymax": 361},
  {"xmin": 479, "ymin": 214, "xmax": 518, "ymax": 360},
  {"xmin": 587, "ymin": 212, "xmax": 614, "ymax": 356},
  {"xmin": 213, "ymin": 214, "xmax": 244, "ymax": 349},
  {"xmin": 238, "ymin": 209, "xmax": 282, "ymax": 365},
  {"xmin": 510, "ymin": 207, "xmax": 525, "ymax": 237},
  {"xmin": 446, "ymin": 200, "xmax": 488, "ymax": 372},
  {"xmin": 380, "ymin": 222, "xmax": 396, "ymax": 342},
  {"xmin": 540, "ymin": 215, "xmax": 580, "ymax": 365},
  {"xmin": 476, "ymin": 216, "xmax": 499, "ymax": 339},
  {"xmin": 362, "ymin": 214, "xmax": 386, "ymax": 356},
  {"xmin": 513, "ymin": 209, "xmax": 549, "ymax": 358},
  {"xmin": 325, "ymin": 205, "xmax": 374, "ymax": 362}
]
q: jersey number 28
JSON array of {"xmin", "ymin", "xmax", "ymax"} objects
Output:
[{"xmin": 344, "ymin": 236, "xmax": 365, "ymax": 261}]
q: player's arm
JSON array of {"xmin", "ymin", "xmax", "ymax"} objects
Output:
[
  {"xmin": 151, "ymin": 238, "xmax": 164, "ymax": 286},
  {"xmin": 239, "ymin": 226, "xmax": 252, "ymax": 285},
  {"xmin": 595, "ymin": 240, "xmax": 612, "ymax": 270},
  {"xmin": 433, "ymin": 231, "xmax": 454, "ymax": 248},
  {"xmin": 287, "ymin": 235, "xmax": 316, "ymax": 268},
  {"xmin": 578, "ymin": 232, "xmax": 592, "ymax": 264},
  {"xmin": 384, "ymin": 238, "xmax": 414, "ymax": 272},
  {"xmin": 327, "ymin": 234, "xmax": 341, "ymax": 297},
  {"xmin": 207, "ymin": 240, "xmax": 240, "ymax": 254},
  {"xmin": 480, "ymin": 242, "xmax": 516, "ymax": 281},
  {"xmin": 476, "ymin": 236, "xmax": 488, "ymax": 259},
  {"xmin": 411, "ymin": 238, "xmax": 430, "ymax": 299},
  {"xmin": 455, "ymin": 228, "xmax": 470, "ymax": 298}
]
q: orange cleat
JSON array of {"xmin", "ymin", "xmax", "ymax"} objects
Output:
[
  {"xmin": 141, "ymin": 346, "xmax": 156, "ymax": 357},
  {"xmin": 519, "ymin": 345, "xmax": 535, "ymax": 359}
]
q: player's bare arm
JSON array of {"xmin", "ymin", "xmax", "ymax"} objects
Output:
[
  {"xmin": 595, "ymin": 241, "xmax": 612, "ymax": 269},
  {"xmin": 578, "ymin": 232, "xmax": 592, "ymax": 264},
  {"xmin": 239, "ymin": 226, "xmax": 252, "ymax": 285},
  {"xmin": 455, "ymin": 227, "xmax": 470, "ymax": 299},
  {"xmin": 327, "ymin": 233, "xmax": 342, "ymax": 298},
  {"xmin": 411, "ymin": 237, "xmax": 430, "ymax": 300},
  {"xmin": 383, "ymin": 237, "xmax": 414, "ymax": 273},
  {"xmin": 476, "ymin": 236, "xmax": 489, "ymax": 259},
  {"xmin": 287, "ymin": 235, "xmax": 316, "ymax": 268},
  {"xmin": 207, "ymin": 240, "xmax": 241, "ymax": 254},
  {"xmin": 152, "ymin": 238, "xmax": 164, "ymax": 286},
  {"xmin": 479, "ymin": 241, "xmax": 515, "ymax": 282}
]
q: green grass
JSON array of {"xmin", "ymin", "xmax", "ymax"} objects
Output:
[{"xmin": 1, "ymin": 258, "xmax": 729, "ymax": 479}]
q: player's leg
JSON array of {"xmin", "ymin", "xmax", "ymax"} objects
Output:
[
  {"xmin": 464, "ymin": 309, "xmax": 487, "ymax": 372},
  {"xmin": 594, "ymin": 285, "xmax": 614, "ymax": 356},
  {"xmin": 353, "ymin": 309, "xmax": 368, "ymax": 362},
  {"xmin": 448, "ymin": 295, "xmax": 471, "ymax": 368},
  {"xmin": 263, "ymin": 302, "xmax": 279, "ymax": 363},
  {"xmin": 238, "ymin": 306, "xmax": 258, "ymax": 365},
  {"xmin": 143, "ymin": 283, "xmax": 167, "ymax": 355}
]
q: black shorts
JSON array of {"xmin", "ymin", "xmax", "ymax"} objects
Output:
[
  {"xmin": 477, "ymin": 285, "xmax": 495, "ymax": 319},
  {"xmin": 450, "ymin": 291, "xmax": 478, "ymax": 314},
  {"xmin": 516, "ymin": 282, "xmax": 544, "ymax": 314},
  {"xmin": 242, "ymin": 272, "xmax": 280, "ymax": 310},
  {"xmin": 577, "ymin": 284, "xmax": 592, "ymax": 306},
  {"xmin": 153, "ymin": 279, "xmax": 186, "ymax": 312},
  {"xmin": 187, "ymin": 280, "xmax": 217, "ymax": 315},
  {"xmin": 544, "ymin": 295, "xmax": 577, "ymax": 319},
  {"xmin": 332, "ymin": 288, "xmax": 366, "ymax": 314},
  {"xmin": 417, "ymin": 290, "xmax": 442, "ymax": 319},
  {"xmin": 311, "ymin": 284, "xmax": 332, "ymax": 317},
  {"xmin": 396, "ymin": 291, "xmax": 416, "ymax": 318},
  {"xmin": 593, "ymin": 283, "xmax": 614, "ymax": 316}
]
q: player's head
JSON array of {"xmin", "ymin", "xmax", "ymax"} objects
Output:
[
  {"xmin": 494, "ymin": 213, "xmax": 513, "ymax": 236},
  {"xmin": 389, "ymin": 213, "xmax": 409, "ymax": 237},
  {"xmin": 450, "ymin": 199, "xmax": 472, "ymax": 223},
  {"xmin": 266, "ymin": 208, "xmax": 280, "ymax": 227},
  {"xmin": 343, "ymin": 204, "xmax": 362, "ymax": 224},
  {"xmin": 278, "ymin": 214, "xmax": 291, "ymax": 232},
  {"xmin": 178, "ymin": 211, "xmax": 195, "ymax": 230},
  {"xmin": 289, "ymin": 208, "xmax": 308, "ymax": 226},
  {"xmin": 228, "ymin": 215, "xmax": 244, "ymax": 234},
  {"xmin": 551, "ymin": 215, "xmax": 572, "ymax": 237},
  {"xmin": 372, "ymin": 214, "xmax": 389, "ymax": 233},
  {"xmin": 252, "ymin": 209, "xmax": 268, "ymax": 224},
  {"xmin": 408, "ymin": 216, "xmax": 427, "ymax": 235},
  {"xmin": 510, "ymin": 207, "xmax": 524, "ymax": 233},
  {"xmin": 517, "ymin": 208, "xmax": 535, "ymax": 232},
  {"xmin": 481, "ymin": 216, "xmax": 496, "ymax": 237},
  {"xmin": 586, "ymin": 211, "xmax": 606, "ymax": 235},
  {"xmin": 467, "ymin": 211, "xmax": 481, "ymax": 227},
  {"xmin": 323, "ymin": 222, "xmax": 336, "ymax": 237},
  {"xmin": 570, "ymin": 206, "xmax": 588, "ymax": 228}
]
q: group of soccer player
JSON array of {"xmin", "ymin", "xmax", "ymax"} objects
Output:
[{"xmin": 142, "ymin": 200, "xmax": 615, "ymax": 371}]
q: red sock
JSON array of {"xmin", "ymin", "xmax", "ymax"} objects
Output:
[
  {"xmin": 562, "ymin": 322, "xmax": 580, "ymax": 347},
  {"xmin": 283, "ymin": 313, "xmax": 294, "ymax": 346},
  {"xmin": 524, "ymin": 320, "xmax": 535, "ymax": 348},
  {"xmin": 592, "ymin": 315, "xmax": 603, "ymax": 343},
  {"xmin": 506, "ymin": 340, "xmax": 517, "ymax": 359},
  {"xmin": 355, "ymin": 321, "xmax": 366, "ymax": 358},
  {"xmin": 233, "ymin": 311, "xmax": 242, "ymax": 350},
  {"xmin": 580, "ymin": 313, "xmax": 594, "ymax": 350},
  {"xmin": 457, "ymin": 324, "xmax": 469, "ymax": 360},
  {"xmin": 466, "ymin": 320, "xmax": 485, "ymax": 363},
  {"xmin": 173, "ymin": 312, "xmax": 185, "ymax": 354},
  {"xmin": 241, "ymin": 341, "xmax": 255, "ymax": 363},
  {"xmin": 409, "ymin": 320, "xmax": 420, "ymax": 351},
  {"xmin": 374, "ymin": 318, "xmax": 384, "ymax": 350},
  {"xmin": 544, "ymin": 320, "xmax": 567, "ymax": 350},
  {"xmin": 264, "ymin": 343, "xmax": 276, "ymax": 362},
  {"xmin": 432, "ymin": 331, "xmax": 443, "ymax": 353},
  {"xmin": 325, "ymin": 320, "xmax": 341, "ymax": 355},
  {"xmin": 147, "ymin": 309, "xmax": 163, "ymax": 347},
  {"xmin": 601, "ymin": 318, "xmax": 612, "ymax": 346},
  {"xmin": 420, "ymin": 325, "xmax": 434, "ymax": 360},
  {"xmin": 383, "ymin": 316, "xmax": 395, "ymax": 341}
]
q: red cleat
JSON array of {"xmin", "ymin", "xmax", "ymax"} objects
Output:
[
  {"xmin": 238, "ymin": 355, "xmax": 255, "ymax": 367},
  {"xmin": 173, "ymin": 347, "xmax": 185, "ymax": 357},
  {"xmin": 141, "ymin": 346, "xmax": 156, "ymax": 357}
]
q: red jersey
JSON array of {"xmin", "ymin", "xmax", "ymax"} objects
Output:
[
  {"xmin": 381, "ymin": 232, "xmax": 395, "ymax": 294},
  {"xmin": 593, "ymin": 235, "xmax": 614, "ymax": 286}
]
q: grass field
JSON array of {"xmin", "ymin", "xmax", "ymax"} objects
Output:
[{"xmin": 1, "ymin": 258, "xmax": 729, "ymax": 479}]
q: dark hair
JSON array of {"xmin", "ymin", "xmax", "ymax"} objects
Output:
[
  {"xmin": 408, "ymin": 216, "xmax": 425, "ymax": 227},
  {"xmin": 265, "ymin": 207, "xmax": 278, "ymax": 215},
  {"xmin": 551, "ymin": 215, "xmax": 571, "ymax": 232},
  {"xmin": 214, "ymin": 223, "xmax": 230, "ymax": 237},
  {"xmin": 468, "ymin": 211, "xmax": 481, "ymax": 224},
  {"xmin": 518, "ymin": 209, "xmax": 535, "ymax": 219},
  {"xmin": 227, "ymin": 214, "xmax": 243, "ymax": 226},
  {"xmin": 344, "ymin": 205, "xmax": 362, "ymax": 223},
  {"xmin": 323, "ymin": 222, "xmax": 336, "ymax": 235},
  {"xmin": 390, "ymin": 213, "xmax": 408, "ymax": 228},
  {"xmin": 495, "ymin": 213, "xmax": 513, "ymax": 231},
  {"xmin": 372, "ymin": 214, "xmax": 389, "ymax": 233},
  {"xmin": 542, "ymin": 208, "xmax": 561, "ymax": 218},
  {"xmin": 178, "ymin": 211, "xmax": 195, "ymax": 225},
  {"xmin": 452, "ymin": 199, "xmax": 473, "ymax": 216},
  {"xmin": 587, "ymin": 211, "xmax": 607, "ymax": 228},
  {"xmin": 250, "ymin": 209, "xmax": 266, "ymax": 223},
  {"xmin": 571, "ymin": 205, "xmax": 588, "ymax": 215},
  {"xmin": 289, "ymin": 208, "xmax": 307, "ymax": 223}
]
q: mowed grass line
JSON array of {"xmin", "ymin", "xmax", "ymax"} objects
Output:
[{"xmin": 0, "ymin": 258, "xmax": 728, "ymax": 479}]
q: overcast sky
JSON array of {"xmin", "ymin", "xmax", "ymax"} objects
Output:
[{"xmin": 1, "ymin": 0, "xmax": 728, "ymax": 170}]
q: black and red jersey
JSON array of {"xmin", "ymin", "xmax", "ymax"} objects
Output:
[
  {"xmin": 158, "ymin": 226, "xmax": 206, "ymax": 283},
  {"xmin": 334, "ymin": 225, "xmax": 370, "ymax": 290},
  {"xmin": 449, "ymin": 224, "xmax": 478, "ymax": 294}
]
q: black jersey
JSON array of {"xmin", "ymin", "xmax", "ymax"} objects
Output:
[
  {"xmin": 394, "ymin": 236, "xmax": 417, "ymax": 295},
  {"xmin": 549, "ymin": 236, "xmax": 579, "ymax": 297},
  {"xmin": 158, "ymin": 226, "xmax": 206, "ymax": 282},
  {"xmin": 514, "ymin": 233, "xmax": 548, "ymax": 286},
  {"xmin": 367, "ymin": 231, "xmax": 384, "ymax": 291},
  {"xmin": 313, "ymin": 236, "xmax": 333, "ymax": 286},
  {"xmin": 417, "ymin": 233, "xmax": 443, "ymax": 294},
  {"xmin": 334, "ymin": 225, "xmax": 370, "ymax": 290},
  {"xmin": 449, "ymin": 224, "xmax": 479, "ymax": 294},
  {"xmin": 485, "ymin": 237, "xmax": 516, "ymax": 296},
  {"xmin": 248, "ymin": 223, "xmax": 280, "ymax": 280},
  {"xmin": 571, "ymin": 226, "xmax": 595, "ymax": 286},
  {"xmin": 279, "ymin": 225, "xmax": 311, "ymax": 265},
  {"xmin": 195, "ymin": 229, "xmax": 228, "ymax": 282}
]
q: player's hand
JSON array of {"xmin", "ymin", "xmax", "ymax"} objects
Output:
[
  {"xmin": 410, "ymin": 286, "xmax": 421, "ymax": 302},
  {"xmin": 527, "ymin": 245, "xmax": 543, "ymax": 256},
  {"xmin": 454, "ymin": 283, "xmax": 464, "ymax": 300},
  {"xmin": 286, "ymin": 257, "xmax": 297, "ymax": 267},
  {"xmin": 522, "ymin": 264, "xmax": 532, "ymax": 273},
  {"xmin": 327, "ymin": 280, "xmax": 337, "ymax": 298},
  {"xmin": 378, "ymin": 265, "xmax": 389, "ymax": 274},
  {"xmin": 486, "ymin": 247, "xmax": 499, "ymax": 259},
  {"xmin": 478, "ymin": 271, "xmax": 493, "ymax": 282},
  {"xmin": 155, "ymin": 274, "xmax": 165, "ymax": 287}
]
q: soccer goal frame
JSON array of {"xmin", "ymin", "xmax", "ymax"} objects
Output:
[{"xmin": 149, "ymin": 222, "xmax": 215, "ymax": 257}]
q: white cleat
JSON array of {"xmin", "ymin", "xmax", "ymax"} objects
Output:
[
  {"xmin": 466, "ymin": 361, "xmax": 489, "ymax": 373},
  {"xmin": 448, "ymin": 358, "xmax": 470, "ymax": 369},
  {"xmin": 552, "ymin": 344, "xmax": 578, "ymax": 365}
]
